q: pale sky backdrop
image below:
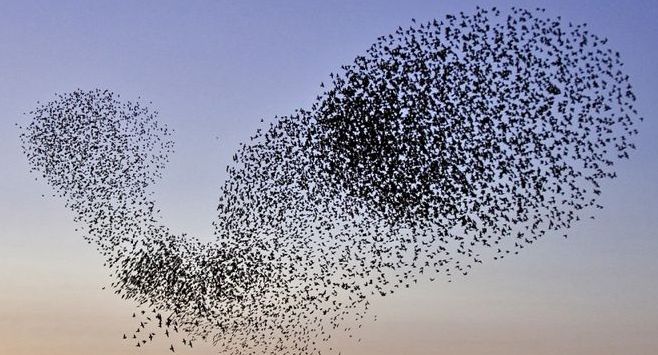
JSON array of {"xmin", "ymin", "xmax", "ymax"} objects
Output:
[{"xmin": 1, "ymin": 1, "xmax": 657, "ymax": 354}]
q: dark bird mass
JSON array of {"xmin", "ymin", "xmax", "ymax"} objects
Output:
[{"xmin": 18, "ymin": 7, "xmax": 641, "ymax": 355}]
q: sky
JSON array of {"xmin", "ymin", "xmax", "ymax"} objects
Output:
[{"xmin": 1, "ymin": 1, "xmax": 657, "ymax": 354}]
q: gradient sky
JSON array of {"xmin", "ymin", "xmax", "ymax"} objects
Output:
[{"xmin": 1, "ymin": 1, "xmax": 657, "ymax": 354}]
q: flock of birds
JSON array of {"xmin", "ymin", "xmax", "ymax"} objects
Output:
[{"xmin": 19, "ymin": 7, "xmax": 641, "ymax": 355}]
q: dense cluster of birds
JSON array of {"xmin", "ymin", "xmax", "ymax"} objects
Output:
[{"xmin": 19, "ymin": 7, "xmax": 641, "ymax": 355}]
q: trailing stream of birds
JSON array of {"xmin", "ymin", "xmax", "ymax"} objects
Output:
[{"xmin": 18, "ymin": 7, "xmax": 642, "ymax": 355}]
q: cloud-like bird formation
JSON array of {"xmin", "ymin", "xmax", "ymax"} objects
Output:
[{"xmin": 19, "ymin": 7, "xmax": 641, "ymax": 355}]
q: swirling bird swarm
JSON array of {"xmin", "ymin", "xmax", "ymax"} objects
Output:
[{"xmin": 19, "ymin": 7, "xmax": 641, "ymax": 355}]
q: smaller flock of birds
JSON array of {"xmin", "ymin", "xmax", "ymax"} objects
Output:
[
  {"xmin": 122, "ymin": 310, "xmax": 193, "ymax": 351},
  {"xmin": 19, "ymin": 7, "xmax": 640, "ymax": 355}
]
